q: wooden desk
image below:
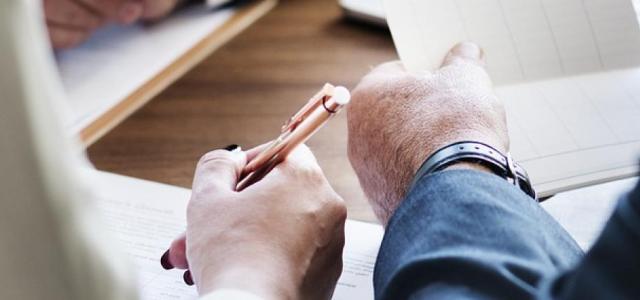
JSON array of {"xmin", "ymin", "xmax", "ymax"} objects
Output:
[{"xmin": 87, "ymin": 0, "xmax": 397, "ymax": 222}]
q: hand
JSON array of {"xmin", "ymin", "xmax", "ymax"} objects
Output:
[
  {"xmin": 163, "ymin": 145, "xmax": 347, "ymax": 300},
  {"xmin": 43, "ymin": 0, "xmax": 181, "ymax": 49},
  {"xmin": 347, "ymin": 42, "xmax": 509, "ymax": 225},
  {"xmin": 139, "ymin": 0, "xmax": 182, "ymax": 21}
]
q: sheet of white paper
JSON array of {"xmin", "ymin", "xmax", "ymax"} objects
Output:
[
  {"xmin": 541, "ymin": 177, "xmax": 638, "ymax": 250},
  {"xmin": 333, "ymin": 221, "xmax": 384, "ymax": 300},
  {"xmin": 385, "ymin": 0, "xmax": 640, "ymax": 83},
  {"xmin": 499, "ymin": 67, "xmax": 640, "ymax": 195},
  {"xmin": 55, "ymin": 5, "xmax": 235, "ymax": 135},
  {"xmin": 91, "ymin": 171, "xmax": 383, "ymax": 300},
  {"xmin": 384, "ymin": 0, "xmax": 640, "ymax": 196}
]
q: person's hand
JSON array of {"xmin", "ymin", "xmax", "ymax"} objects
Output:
[
  {"xmin": 347, "ymin": 42, "xmax": 509, "ymax": 225},
  {"xmin": 139, "ymin": 0, "xmax": 182, "ymax": 21},
  {"xmin": 162, "ymin": 145, "xmax": 347, "ymax": 300},
  {"xmin": 43, "ymin": 0, "xmax": 181, "ymax": 49}
]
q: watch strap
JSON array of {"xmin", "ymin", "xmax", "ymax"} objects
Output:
[{"xmin": 409, "ymin": 141, "xmax": 537, "ymax": 199}]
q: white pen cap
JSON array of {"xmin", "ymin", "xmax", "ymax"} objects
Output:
[{"xmin": 332, "ymin": 86, "xmax": 351, "ymax": 105}]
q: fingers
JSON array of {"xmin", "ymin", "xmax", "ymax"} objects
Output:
[
  {"xmin": 192, "ymin": 148, "xmax": 246, "ymax": 197},
  {"xmin": 441, "ymin": 42, "xmax": 486, "ymax": 68},
  {"xmin": 245, "ymin": 142, "xmax": 271, "ymax": 162},
  {"xmin": 276, "ymin": 144, "xmax": 322, "ymax": 174},
  {"xmin": 162, "ymin": 233, "xmax": 189, "ymax": 270},
  {"xmin": 255, "ymin": 144, "xmax": 323, "ymax": 187},
  {"xmin": 47, "ymin": 24, "xmax": 90, "ymax": 49},
  {"xmin": 43, "ymin": 0, "xmax": 103, "ymax": 30},
  {"xmin": 73, "ymin": 0, "xmax": 144, "ymax": 24},
  {"xmin": 140, "ymin": 0, "xmax": 180, "ymax": 21}
]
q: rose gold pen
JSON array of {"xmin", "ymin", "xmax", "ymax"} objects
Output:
[{"xmin": 235, "ymin": 83, "xmax": 351, "ymax": 191}]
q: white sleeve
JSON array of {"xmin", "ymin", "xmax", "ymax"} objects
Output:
[{"xmin": 200, "ymin": 289, "xmax": 264, "ymax": 300}]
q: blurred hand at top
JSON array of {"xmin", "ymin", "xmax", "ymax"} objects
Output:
[{"xmin": 43, "ymin": 0, "xmax": 182, "ymax": 49}]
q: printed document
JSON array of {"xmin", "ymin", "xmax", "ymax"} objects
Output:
[{"xmin": 91, "ymin": 171, "xmax": 383, "ymax": 300}]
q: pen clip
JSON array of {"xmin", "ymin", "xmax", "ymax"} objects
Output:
[{"xmin": 281, "ymin": 84, "xmax": 334, "ymax": 133}]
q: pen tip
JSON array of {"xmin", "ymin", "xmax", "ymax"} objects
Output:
[{"xmin": 333, "ymin": 86, "xmax": 351, "ymax": 105}]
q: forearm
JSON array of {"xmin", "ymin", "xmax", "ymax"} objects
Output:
[{"xmin": 374, "ymin": 169, "xmax": 582, "ymax": 299}]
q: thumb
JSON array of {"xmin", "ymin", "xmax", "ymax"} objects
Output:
[
  {"xmin": 441, "ymin": 42, "xmax": 485, "ymax": 68},
  {"xmin": 259, "ymin": 144, "xmax": 323, "ymax": 186},
  {"xmin": 192, "ymin": 147, "xmax": 246, "ymax": 196}
]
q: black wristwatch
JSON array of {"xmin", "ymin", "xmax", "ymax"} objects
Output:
[{"xmin": 409, "ymin": 141, "xmax": 537, "ymax": 199}]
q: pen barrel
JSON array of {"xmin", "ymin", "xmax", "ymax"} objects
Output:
[
  {"xmin": 236, "ymin": 100, "xmax": 343, "ymax": 191},
  {"xmin": 238, "ymin": 84, "xmax": 349, "ymax": 191},
  {"xmin": 276, "ymin": 96, "xmax": 343, "ymax": 159}
]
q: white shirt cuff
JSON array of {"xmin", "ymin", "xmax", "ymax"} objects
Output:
[{"xmin": 200, "ymin": 289, "xmax": 264, "ymax": 300}]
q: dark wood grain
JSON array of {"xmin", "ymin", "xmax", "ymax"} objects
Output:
[{"xmin": 87, "ymin": 0, "xmax": 398, "ymax": 222}]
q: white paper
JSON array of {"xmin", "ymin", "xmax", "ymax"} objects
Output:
[
  {"xmin": 91, "ymin": 171, "xmax": 383, "ymax": 300},
  {"xmin": 385, "ymin": 0, "xmax": 640, "ymax": 83},
  {"xmin": 55, "ymin": 5, "xmax": 235, "ymax": 135},
  {"xmin": 333, "ymin": 221, "xmax": 384, "ymax": 300},
  {"xmin": 541, "ymin": 177, "xmax": 638, "ymax": 250},
  {"xmin": 499, "ymin": 68, "xmax": 640, "ymax": 196},
  {"xmin": 384, "ymin": 0, "xmax": 640, "ymax": 196}
]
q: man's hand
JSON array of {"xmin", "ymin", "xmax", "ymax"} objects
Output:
[
  {"xmin": 165, "ymin": 145, "xmax": 347, "ymax": 300},
  {"xmin": 347, "ymin": 42, "xmax": 509, "ymax": 225},
  {"xmin": 43, "ymin": 0, "xmax": 181, "ymax": 49}
]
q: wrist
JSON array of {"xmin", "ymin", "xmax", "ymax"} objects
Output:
[
  {"xmin": 408, "ymin": 140, "xmax": 536, "ymax": 199},
  {"xmin": 197, "ymin": 264, "xmax": 297, "ymax": 300},
  {"xmin": 443, "ymin": 161, "xmax": 495, "ymax": 174},
  {"xmin": 409, "ymin": 135, "xmax": 508, "ymax": 176}
]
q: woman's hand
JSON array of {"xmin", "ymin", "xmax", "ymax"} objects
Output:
[
  {"xmin": 163, "ymin": 145, "xmax": 347, "ymax": 300},
  {"xmin": 347, "ymin": 42, "xmax": 509, "ymax": 225}
]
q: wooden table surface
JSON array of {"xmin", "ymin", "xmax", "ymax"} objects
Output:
[{"xmin": 87, "ymin": 0, "xmax": 398, "ymax": 222}]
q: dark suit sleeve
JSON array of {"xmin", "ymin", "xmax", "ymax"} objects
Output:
[
  {"xmin": 374, "ymin": 169, "xmax": 627, "ymax": 300},
  {"xmin": 550, "ymin": 183, "xmax": 640, "ymax": 299}
]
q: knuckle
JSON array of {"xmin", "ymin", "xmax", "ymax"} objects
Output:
[
  {"xmin": 320, "ymin": 191, "xmax": 347, "ymax": 221},
  {"xmin": 331, "ymin": 199, "xmax": 348, "ymax": 222},
  {"xmin": 301, "ymin": 165, "xmax": 326, "ymax": 185},
  {"xmin": 197, "ymin": 150, "xmax": 234, "ymax": 168},
  {"xmin": 281, "ymin": 157, "xmax": 323, "ymax": 181}
]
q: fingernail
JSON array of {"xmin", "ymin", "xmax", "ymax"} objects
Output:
[
  {"xmin": 118, "ymin": 2, "xmax": 143, "ymax": 24},
  {"xmin": 224, "ymin": 144, "xmax": 240, "ymax": 152},
  {"xmin": 183, "ymin": 270, "xmax": 194, "ymax": 286},
  {"xmin": 160, "ymin": 250, "xmax": 174, "ymax": 270},
  {"xmin": 451, "ymin": 42, "xmax": 483, "ymax": 61}
]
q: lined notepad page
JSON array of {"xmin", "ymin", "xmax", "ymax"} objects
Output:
[{"xmin": 385, "ymin": 0, "xmax": 640, "ymax": 196}]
